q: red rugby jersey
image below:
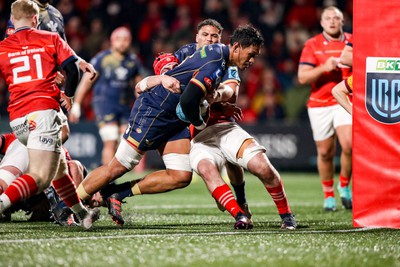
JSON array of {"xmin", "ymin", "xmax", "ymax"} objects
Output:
[
  {"xmin": 0, "ymin": 27, "xmax": 77, "ymax": 120},
  {"xmin": 299, "ymin": 32, "xmax": 352, "ymax": 107}
]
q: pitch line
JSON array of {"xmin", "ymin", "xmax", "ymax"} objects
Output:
[
  {"xmin": 132, "ymin": 202, "xmax": 320, "ymax": 210},
  {"xmin": 0, "ymin": 227, "xmax": 382, "ymax": 244}
]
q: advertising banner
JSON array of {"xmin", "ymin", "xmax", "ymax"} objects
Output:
[{"xmin": 353, "ymin": 1, "xmax": 400, "ymax": 228}]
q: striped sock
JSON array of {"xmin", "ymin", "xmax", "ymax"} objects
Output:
[
  {"xmin": 339, "ymin": 174, "xmax": 351, "ymax": 188},
  {"xmin": 322, "ymin": 179, "xmax": 335, "ymax": 198},
  {"xmin": 266, "ymin": 180, "xmax": 292, "ymax": 215},
  {"xmin": 3, "ymin": 174, "xmax": 38, "ymax": 206},
  {"xmin": 212, "ymin": 184, "xmax": 243, "ymax": 218},
  {"xmin": 52, "ymin": 174, "xmax": 84, "ymax": 213}
]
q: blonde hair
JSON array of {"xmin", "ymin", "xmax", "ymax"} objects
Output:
[
  {"xmin": 321, "ymin": 6, "xmax": 344, "ymax": 20},
  {"xmin": 11, "ymin": 0, "xmax": 39, "ymax": 20}
]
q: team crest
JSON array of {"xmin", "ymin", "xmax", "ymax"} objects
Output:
[{"xmin": 365, "ymin": 57, "xmax": 400, "ymax": 124}]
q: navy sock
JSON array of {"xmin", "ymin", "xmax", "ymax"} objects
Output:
[
  {"xmin": 101, "ymin": 182, "xmax": 133, "ymax": 200},
  {"xmin": 232, "ymin": 182, "xmax": 246, "ymax": 205}
]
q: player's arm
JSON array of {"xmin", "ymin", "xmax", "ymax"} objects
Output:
[
  {"xmin": 69, "ymin": 72, "xmax": 98, "ymax": 123},
  {"xmin": 77, "ymin": 58, "xmax": 97, "ymax": 80},
  {"xmin": 339, "ymin": 44, "xmax": 353, "ymax": 67},
  {"xmin": 332, "ymin": 79, "xmax": 352, "ymax": 115},
  {"xmin": 135, "ymin": 75, "xmax": 180, "ymax": 94},
  {"xmin": 208, "ymin": 83, "xmax": 236, "ymax": 104},
  {"xmin": 298, "ymin": 57, "xmax": 339, "ymax": 85},
  {"xmin": 63, "ymin": 58, "xmax": 80, "ymax": 97},
  {"xmin": 179, "ymin": 82, "xmax": 207, "ymax": 130}
]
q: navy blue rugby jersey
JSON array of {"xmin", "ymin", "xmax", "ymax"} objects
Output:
[
  {"xmin": 174, "ymin": 43, "xmax": 197, "ymax": 63},
  {"xmin": 90, "ymin": 49, "xmax": 144, "ymax": 107},
  {"xmin": 175, "ymin": 43, "xmax": 240, "ymax": 86},
  {"xmin": 147, "ymin": 43, "xmax": 230, "ymax": 111}
]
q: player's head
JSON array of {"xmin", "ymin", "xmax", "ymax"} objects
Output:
[
  {"xmin": 229, "ymin": 24, "xmax": 264, "ymax": 70},
  {"xmin": 110, "ymin": 26, "xmax": 132, "ymax": 54},
  {"xmin": 11, "ymin": 0, "xmax": 40, "ymax": 28},
  {"xmin": 153, "ymin": 53, "xmax": 179, "ymax": 75},
  {"xmin": 195, "ymin": 19, "xmax": 223, "ymax": 49},
  {"xmin": 320, "ymin": 6, "xmax": 344, "ymax": 38}
]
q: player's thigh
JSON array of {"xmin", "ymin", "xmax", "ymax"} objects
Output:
[
  {"xmin": 307, "ymin": 106, "xmax": 336, "ymax": 141},
  {"xmin": 28, "ymin": 149, "xmax": 61, "ymax": 184},
  {"xmin": 219, "ymin": 123, "xmax": 254, "ymax": 163},
  {"xmin": 334, "ymin": 106, "xmax": 352, "ymax": 150},
  {"xmin": 190, "ymin": 141, "xmax": 225, "ymax": 174}
]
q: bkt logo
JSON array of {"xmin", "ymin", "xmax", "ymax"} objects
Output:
[
  {"xmin": 366, "ymin": 57, "xmax": 400, "ymax": 124},
  {"xmin": 376, "ymin": 59, "xmax": 400, "ymax": 71}
]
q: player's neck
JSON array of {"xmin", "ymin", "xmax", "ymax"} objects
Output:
[
  {"xmin": 111, "ymin": 50, "xmax": 125, "ymax": 60},
  {"xmin": 323, "ymin": 31, "xmax": 343, "ymax": 41}
]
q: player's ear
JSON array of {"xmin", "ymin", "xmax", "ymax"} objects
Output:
[
  {"xmin": 233, "ymin": 42, "xmax": 240, "ymax": 53},
  {"xmin": 32, "ymin": 14, "xmax": 39, "ymax": 28}
]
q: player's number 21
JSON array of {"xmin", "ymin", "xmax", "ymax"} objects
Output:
[{"xmin": 11, "ymin": 54, "xmax": 43, "ymax": 84}]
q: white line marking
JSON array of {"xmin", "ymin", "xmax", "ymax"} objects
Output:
[
  {"xmin": 0, "ymin": 227, "xmax": 383, "ymax": 244},
  {"xmin": 132, "ymin": 202, "xmax": 320, "ymax": 210}
]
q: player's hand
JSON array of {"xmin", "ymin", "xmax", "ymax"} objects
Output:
[
  {"xmin": 68, "ymin": 103, "xmax": 81, "ymax": 123},
  {"xmin": 220, "ymin": 102, "xmax": 243, "ymax": 121},
  {"xmin": 89, "ymin": 192, "xmax": 104, "ymax": 208},
  {"xmin": 55, "ymin": 71, "xmax": 65, "ymax": 87},
  {"xmin": 59, "ymin": 91, "xmax": 72, "ymax": 111},
  {"xmin": 323, "ymin": 57, "xmax": 340, "ymax": 72},
  {"xmin": 78, "ymin": 60, "xmax": 97, "ymax": 80},
  {"xmin": 161, "ymin": 76, "xmax": 181, "ymax": 93}
]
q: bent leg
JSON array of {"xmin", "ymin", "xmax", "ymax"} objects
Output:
[{"xmin": 134, "ymin": 139, "xmax": 192, "ymax": 194}]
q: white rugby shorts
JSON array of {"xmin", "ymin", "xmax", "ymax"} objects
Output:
[
  {"xmin": 10, "ymin": 109, "xmax": 63, "ymax": 152},
  {"xmin": 307, "ymin": 104, "xmax": 352, "ymax": 141}
]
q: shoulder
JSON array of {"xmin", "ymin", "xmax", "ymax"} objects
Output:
[
  {"xmin": 344, "ymin": 32, "xmax": 352, "ymax": 42},
  {"xmin": 47, "ymin": 4, "xmax": 64, "ymax": 17},
  {"xmin": 174, "ymin": 43, "xmax": 197, "ymax": 61},
  {"xmin": 90, "ymin": 50, "xmax": 110, "ymax": 65},
  {"xmin": 176, "ymin": 43, "xmax": 197, "ymax": 52},
  {"xmin": 305, "ymin": 33, "xmax": 323, "ymax": 46},
  {"xmin": 199, "ymin": 43, "xmax": 227, "ymax": 58},
  {"xmin": 128, "ymin": 53, "xmax": 141, "ymax": 62}
]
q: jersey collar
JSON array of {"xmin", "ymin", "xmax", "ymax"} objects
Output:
[{"xmin": 322, "ymin": 31, "xmax": 345, "ymax": 42}]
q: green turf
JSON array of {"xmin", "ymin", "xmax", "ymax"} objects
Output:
[{"xmin": 1, "ymin": 172, "xmax": 399, "ymax": 267}]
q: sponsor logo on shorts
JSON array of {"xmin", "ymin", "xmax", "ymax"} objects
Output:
[
  {"xmin": 11, "ymin": 121, "xmax": 28, "ymax": 136},
  {"xmin": 28, "ymin": 120, "xmax": 36, "ymax": 131},
  {"xmin": 39, "ymin": 136, "xmax": 54, "ymax": 145}
]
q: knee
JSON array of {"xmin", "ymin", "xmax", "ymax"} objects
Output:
[
  {"xmin": 248, "ymin": 155, "xmax": 279, "ymax": 183},
  {"xmin": 341, "ymin": 144, "xmax": 352, "ymax": 155},
  {"xmin": 170, "ymin": 170, "xmax": 192, "ymax": 189},
  {"xmin": 318, "ymin": 148, "xmax": 335, "ymax": 161}
]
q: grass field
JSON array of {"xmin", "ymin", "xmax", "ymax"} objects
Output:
[{"xmin": 1, "ymin": 172, "xmax": 399, "ymax": 267}]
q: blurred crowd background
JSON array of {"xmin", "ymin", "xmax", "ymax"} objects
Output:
[{"xmin": 0, "ymin": 0, "xmax": 353, "ymax": 125}]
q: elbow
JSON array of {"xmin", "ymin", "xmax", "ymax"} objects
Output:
[{"xmin": 297, "ymin": 76, "xmax": 307, "ymax": 85}]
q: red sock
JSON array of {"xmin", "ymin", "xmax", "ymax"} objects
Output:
[
  {"xmin": 5, "ymin": 174, "xmax": 38, "ymax": 205},
  {"xmin": 321, "ymin": 179, "xmax": 335, "ymax": 198},
  {"xmin": 52, "ymin": 174, "xmax": 81, "ymax": 208},
  {"xmin": 339, "ymin": 174, "xmax": 351, "ymax": 188},
  {"xmin": 266, "ymin": 181, "xmax": 292, "ymax": 215},
  {"xmin": 212, "ymin": 184, "xmax": 242, "ymax": 218}
]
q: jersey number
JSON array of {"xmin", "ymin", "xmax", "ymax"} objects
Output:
[{"xmin": 11, "ymin": 54, "xmax": 43, "ymax": 84}]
